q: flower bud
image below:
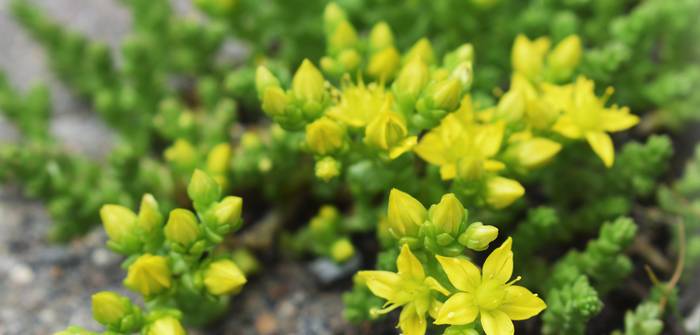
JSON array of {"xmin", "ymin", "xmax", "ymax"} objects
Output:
[
  {"xmin": 204, "ymin": 259, "xmax": 247, "ymax": 295},
  {"xmin": 164, "ymin": 209, "xmax": 200, "ymax": 247},
  {"xmin": 323, "ymin": 2, "xmax": 346, "ymax": 34},
  {"xmin": 367, "ymin": 47, "xmax": 400, "ymax": 80},
  {"xmin": 369, "ymin": 21, "xmax": 394, "ymax": 51},
  {"xmin": 547, "ymin": 34, "xmax": 582, "ymax": 76},
  {"xmin": 496, "ymin": 89, "xmax": 526, "ymax": 122},
  {"xmin": 429, "ymin": 193, "xmax": 465, "ymax": 236},
  {"xmin": 404, "ymin": 38, "xmax": 435, "ymax": 65},
  {"xmin": 338, "ymin": 49, "xmax": 361, "ymax": 71},
  {"xmin": 458, "ymin": 222, "xmax": 498, "ymax": 251},
  {"xmin": 146, "ymin": 316, "xmax": 185, "ymax": 335},
  {"xmin": 261, "ymin": 86, "xmax": 288, "ymax": 117},
  {"xmin": 387, "ymin": 188, "xmax": 426, "ymax": 238},
  {"xmin": 451, "ymin": 61, "xmax": 473, "ymax": 88},
  {"xmin": 137, "ymin": 194, "xmax": 162, "ymax": 234},
  {"xmin": 329, "ymin": 20, "xmax": 358, "ymax": 52},
  {"xmin": 188, "ymin": 169, "xmax": 221, "ymax": 208},
  {"xmin": 315, "ymin": 157, "xmax": 341, "ymax": 181},
  {"xmin": 331, "ymin": 238, "xmax": 355, "ymax": 262},
  {"xmin": 305, "ymin": 117, "xmax": 346, "ymax": 155},
  {"xmin": 429, "ymin": 78, "xmax": 462, "ymax": 111},
  {"xmin": 91, "ymin": 291, "xmax": 131, "ymax": 327},
  {"xmin": 255, "ymin": 65, "xmax": 280, "ymax": 99},
  {"xmin": 485, "ymin": 176, "xmax": 525, "ymax": 209},
  {"xmin": 100, "ymin": 204, "xmax": 137, "ymax": 245},
  {"xmin": 213, "ymin": 196, "xmax": 243, "ymax": 227},
  {"xmin": 206, "ymin": 143, "xmax": 232, "ymax": 175},
  {"xmin": 508, "ymin": 138, "xmax": 562, "ymax": 169},
  {"xmin": 164, "ymin": 139, "xmax": 197, "ymax": 171},
  {"xmin": 292, "ymin": 59, "xmax": 325, "ymax": 103},
  {"xmin": 364, "ymin": 108, "xmax": 416, "ymax": 159},
  {"xmin": 394, "ymin": 60, "xmax": 430, "ymax": 102},
  {"xmin": 451, "ymin": 43, "xmax": 475, "ymax": 64},
  {"xmin": 512, "ymin": 34, "xmax": 550, "ymax": 79},
  {"xmin": 231, "ymin": 248, "xmax": 260, "ymax": 275},
  {"xmin": 124, "ymin": 254, "xmax": 172, "ymax": 296}
]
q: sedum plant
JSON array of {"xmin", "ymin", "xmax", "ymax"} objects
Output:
[{"xmin": 56, "ymin": 170, "xmax": 248, "ymax": 333}]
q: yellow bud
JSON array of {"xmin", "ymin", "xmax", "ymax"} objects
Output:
[
  {"xmin": 187, "ymin": 169, "xmax": 221, "ymax": 207},
  {"xmin": 452, "ymin": 43, "xmax": 475, "ymax": 63},
  {"xmin": 315, "ymin": 157, "xmax": 341, "ymax": 181},
  {"xmin": 305, "ymin": 117, "xmax": 346, "ymax": 155},
  {"xmin": 512, "ymin": 34, "xmax": 550, "ymax": 79},
  {"xmin": 124, "ymin": 254, "xmax": 172, "ymax": 296},
  {"xmin": 231, "ymin": 248, "xmax": 260, "ymax": 275},
  {"xmin": 255, "ymin": 65, "xmax": 280, "ymax": 98},
  {"xmin": 430, "ymin": 78, "xmax": 462, "ymax": 111},
  {"xmin": 292, "ymin": 59, "xmax": 325, "ymax": 103},
  {"xmin": 147, "ymin": 317, "xmax": 185, "ymax": 335},
  {"xmin": 331, "ymin": 238, "xmax": 355, "ymax": 262},
  {"xmin": 91, "ymin": 291, "xmax": 130, "ymax": 326},
  {"xmin": 364, "ymin": 108, "xmax": 413, "ymax": 158},
  {"xmin": 100, "ymin": 204, "xmax": 137, "ymax": 244},
  {"xmin": 261, "ymin": 86, "xmax": 288, "ymax": 117},
  {"xmin": 204, "ymin": 259, "xmax": 247, "ymax": 295},
  {"xmin": 369, "ymin": 21, "xmax": 394, "ymax": 51},
  {"xmin": 429, "ymin": 193, "xmax": 465, "ymax": 235},
  {"xmin": 547, "ymin": 35, "xmax": 582, "ymax": 78},
  {"xmin": 509, "ymin": 138, "xmax": 562, "ymax": 169},
  {"xmin": 387, "ymin": 188, "xmax": 426, "ymax": 238},
  {"xmin": 485, "ymin": 176, "xmax": 525, "ymax": 209},
  {"xmin": 323, "ymin": 2, "xmax": 346, "ymax": 33},
  {"xmin": 164, "ymin": 209, "xmax": 200, "ymax": 247},
  {"xmin": 206, "ymin": 143, "xmax": 232, "ymax": 175},
  {"xmin": 394, "ymin": 59, "xmax": 430, "ymax": 102},
  {"xmin": 137, "ymin": 194, "xmax": 162, "ymax": 234},
  {"xmin": 367, "ymin": 47, "xmax": 400, "ymax": 80},
  {"xmin": 496, "ymin": 89, "xmax": 526, "ymax": 122},
  {"xmin": 329, "ymin": 20, "xmax": 358, "ymax": 51},
  {"xmin": 213, "ymin": 196, "xmax": 243, "ymax": 227},
  {"xmin": 405, "ymin": 38, "xmax": 435, "ymax": 65},
  {"xmin": 164, "ymin": 139, "xmax": 197, "ymax": 170},
  {"xmin": 338, "ymin": 49, "xmax": 361, "ymax": 70},
  {"xmin": 458, "ymin": 222, "xmax": 498, "ymax": 251},
  {"xmin": 451, "ymin": 61, "xmax": 473, "ymax": 88}
]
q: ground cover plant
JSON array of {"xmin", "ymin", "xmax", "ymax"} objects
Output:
[{"xmin": 0, "ymin": 0, "xmax": 698, "ymax": 334}]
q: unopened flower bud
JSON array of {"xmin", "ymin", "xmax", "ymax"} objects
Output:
[
  {"xmin": 451, "ymin": 61, "xmax": 473, "ymax": 88},
  {"xmin": 429, "ymin": 78, "xmax": 462, "ymax": 111},
  {"xmin": 404, "ymin": 38, "xmax": 435, "ymax": 65},
  {"xmin": 206, "ymin": 143, "xmax": 232, "ymax": 175},
  {"xmin": 124, "ymin": 254, "xmax": 172, "ymax": 296},
  {"xmin": 387, "ymin": 188, "xmax": 426, "ymax": 238},
  {"xmin": 164, "ymin": 209, "xmax": 200, "ymax": 247},
  {"xmin": 451, "ymin": 43, "xmax": 475, "ymax": 63},
  {"xmin": 367, "ymin": 47, "xmax": 400, "ymax": 80},
  {"xmin": 329, "ymin": 20, "xmax": 358, "ymax": 52},
  {"xmin": 547, "ymin": 34, "xmax": 582, "ymax": 79},
  {"xmin": 91, "ymin": 291, "xmax": 132, "ymax": 327},
  {"xmin": 458, "ymin": 222, "xmax": 498, "ymax": 251},
  {"xmin": 496, "ymin": 89, "xmax": 526, "ymax": 122},
  {"xmin": 100, "ymin": 205, "xmax": 137, "ymax": 245},
  {"xmin": 331, "ymin": 238, "xmax": 355, "ymax": 262},
  {"xmin": 338, "ymin": 49, "xmax": 361, "ymax": 71},
  {"xmin": 394, "ymin": 60, "xmax": 429, "ymax": 102},
  {"xmin": 146, "ymin": 316, "xmax": 185, "ymax": 335},
  {"xmin": 429, "ymin": 193, "xmax": 465, "ymax": 236},
  {"xmin": 485, "ymin": 176, "xmax": 525, "ymax": 209},
  {"xmin": 364, "ymin": 107, "xmax": 416, "ymax": 159},
  {"xmin": 323, "ymin": 2, "xmax": 346, "ymax": 34},
  {"xmin": 204, "ymin": 259, "xmax": 247, "ymax": 295},
  {"xmin": 137, "ymin": 194, "xmax": 162, "ymax": 234},
  {"xmin": 261, "ymin": 86, "xmax": 288, "ymax": 117},
  {"xmin": 231, "ymin": 249, "xmax": 260, "ymax": 275},
  {"xmin": 512, "ymin": 34, "xmax": 550, "ymax": 79},
  {"xmin": 188, "ymin": 169, "xmax": 221, "ymax": 208},
  {"xmin": 306, "ymin": 117, "xmax": 346, "ymax": 155},
  {"xmin": 292, "ymin": 59, "xmax": 326, "ymax": 103},
  {"xmin": 255, "ymin": 65, "xmax": 280, "ymax": 98},
  {"xmin": 315, "ymin": 157, "xmax": 341, "ymax": 181},
  {"xmin": 164, "ymin": 139, "xmax": 197, "ymax": 171},
  {"xmin": 213, "ymin": 196, "xmax": 243, "ymax": 227},
  {"xmin": 369, "ymin": 21, "xmax": 394, "ymax": 51}
]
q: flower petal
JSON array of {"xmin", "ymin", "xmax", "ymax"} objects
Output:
[
  {"xmin": 482, "ymin": 238, "xmax": 513, "ymax": 284},
  {"xmin": 397, "ymin": 244, "xmax": 425, "ymax": 280},
  {"xmin": 601, "ymin": 108, "xmax": 639, "ymax": 132},
  {"xmin": 585, "ymin": 131, "xmax": 614, "ymax": 167},
  {"xmin": 481, "ymin": 309, "xmax": 514, "ymax": 335},
  {"xmin": 551, "ymin": 115, "xmax": 582, "ymax": 139},
  {"xmin": 399, "ymin": 304, "xmax": 427, "ymax": 335},
  {"xmin": 499, "ymin": 285, "xmax": 547, "ymax": 320},
  {"xmin": 436, "ymin": 255, "xmax": 481, "ymax": 292},
  {"xmin": 476, "ymin": 121, "xmax": 505, "ymax": 157},
  {"xmin": 424, "ymin": 276, "xmax": 450, "ymax": 296},
  {"xmin": 357, "ymin": 270, "xmax": 401, "ymax": 301},
  {"xmin": 434, "ymin": 292, "xmax": 479, "ymax": 325}
]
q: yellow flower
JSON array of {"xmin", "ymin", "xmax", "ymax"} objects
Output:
[
  {"xmin": 206, "ymin": 143, "xmax": 232, "ymax": 175},
  {"xmin": 315, "ymin": 156, "xmax": 341, "ymax": 181},
  {"xmin": 387, "ymin": 189, "xmax": 427, "ymax": 238},
  {"xmin": 358, "ymin": 244, "xmax": 449, "ymax": 335},
  {"xmin": 213, "ymin": 196, "xmax": 243, "ymax": 227},
  {"xmin": 305, "ymin": 117, "xmax": 346, "ymax": 155},
  {"xmin": 330, "ymin": 238, "xmax": 355, "ymax": 262},
  {"xmin": 146, "ymin": 316, "xmax": 185, "ymax": 335},
  {"xmin": 435, "ymin": 238, "xmax": 546, "ymax": 335},
  {"xmin": 485, "ymin": 176, "xmax": 525, "ymax": 209},
  {"xmin": 327, "ymin": 81, "xmax": 387, "ymax": 127},
  {"xmin": 364, "ymin": 97, "xmax": 417, "ymax": 159},
  {"xmin": 511, "ymin": 34, "xmax": 550, "ymax": 79},
  {"xmin": 124, "ymin": 254, "xmax": 172, "ymax": 296},
  {"xmin": 544, "ymin": 76, "xmax": 639, "ymax": 167},
  {"xmin": 204, "ymin": 259, "xmax": 247, "ymax": 295},
  {"xmin": 164, "ymin": 139, "xmax": 197, "ymax": 171},
  {"xmin": 415, "ymin": 106, "xmax": 505, "ymax": 180}
]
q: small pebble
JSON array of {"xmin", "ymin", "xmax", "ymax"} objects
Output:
[
  {"xmin": 9, "ymin": 263, "xmax": 34, "ymax": 285},
  {"xmin": 255, "ymin": 312, "xmax": 278, "ymax": 335},
  {"xmin": 91, "ymin": 248, "xmax": 112, "ymax": 267}
]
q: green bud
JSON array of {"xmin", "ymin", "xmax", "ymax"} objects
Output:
[
  {"xmin": 164, "ymin": 139, "xmax": 197, "ymax": 172},
  {"xmin": 394, "ymin": 59, "xmax": 430, "ymax": 103},
  {"xmin": 430, "ymin": 77, "xmax": 462, "ymax": 111},
  {"xmin": 369, "ymin": 21, "xmax": 394, "ymax": 51},
  {"xmin": 329, "ymin": 20, "xmax": 358, "ymax": 52},
  {"xmin": 188, "ymin": 169, "xmax": 222, "ymax": 209},
  {"xmin": 404, "ymin": 38, "xmax": 435, "ymax": 65},
  {"xmin": 100, "ymin": 205, "xmax": 138, "ymax": 250},
  {"xmin": 164, "ymin": 209, "xmax": 200, "ymax": 247},
  {"xmin": 137, "ymin": 194, "xmax": 162, "ymax": 234},
  {"xmin": 292, "ymin": 59, "xmax": 325, "ymax": 103},
  {"xmin": 261, "ymin": 86, "xmax": 288, "ymax": 117},
  {"xmin": 255, "ymin": 65, "xmax": 280, "ymax": 99},
  {"xmin": 323, "ymin": 2, "xmax": 347, "ymax": 34},
  {"xmin": 213, "ymin": 196, "xmax": 243, "ymax": 228},
  {"xmin": 458, "ymin": 222, "xmax": 498, "ymax": 251}
]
